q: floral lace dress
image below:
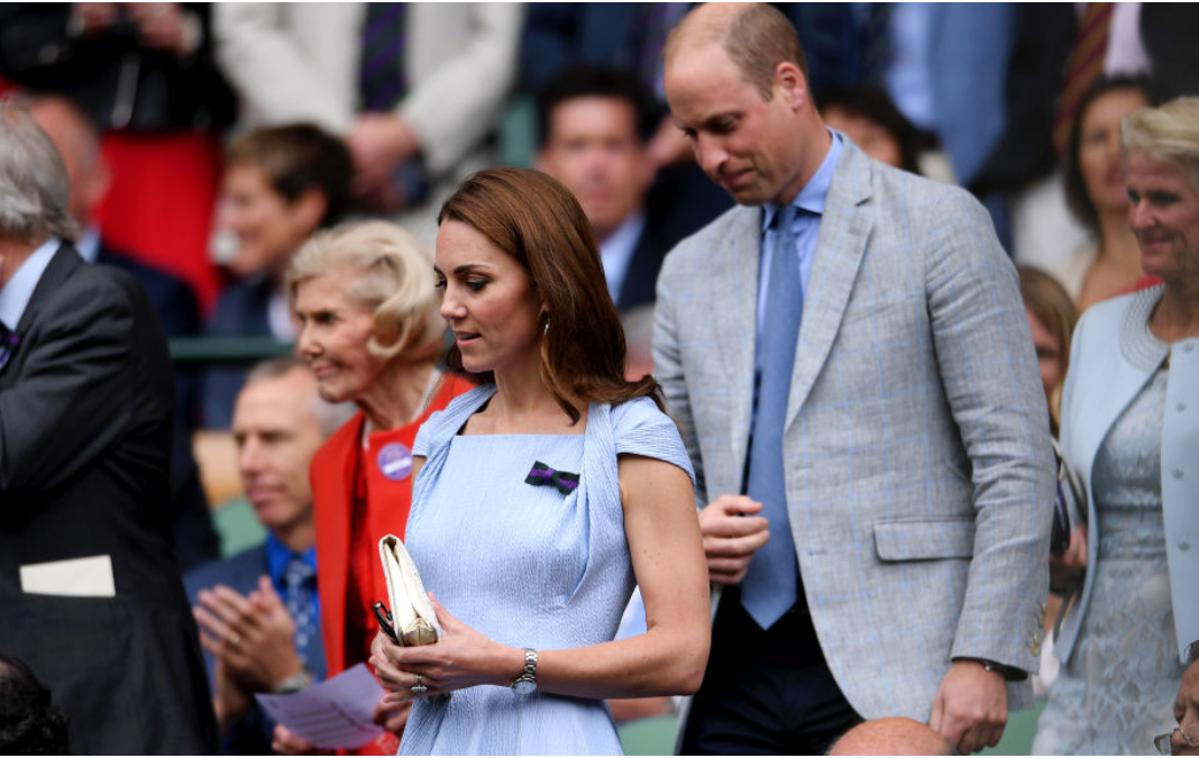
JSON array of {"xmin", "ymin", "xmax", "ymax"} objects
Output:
[{"xmin": 1034, "ymin": 319, "xmax": 1183, "ymax": 755}]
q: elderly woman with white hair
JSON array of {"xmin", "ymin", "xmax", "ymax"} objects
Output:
[
  {"xmin": 274, "ymin": 220, "xmax": 472, "ymax": 753},
  {"xmin": 1034, "ymin": 97, "xmax": 1199, "ymax": 755}
]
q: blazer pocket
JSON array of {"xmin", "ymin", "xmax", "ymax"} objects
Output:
[{"xmin": 873, "ymin": 518, "xmax": 975, "ymax": 561}]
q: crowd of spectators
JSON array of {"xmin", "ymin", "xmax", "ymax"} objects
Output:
[{"xmin": 1, "ymin": 2, "xmax": 1198, "ymax": 756}]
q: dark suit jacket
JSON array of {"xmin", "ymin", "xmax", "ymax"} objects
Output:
[
  {"xmin": 202, "ymin": 275, "xmax": 275, "ymax": 429},
  {"xmin": 0, "ymin": 244, "xmax": 218, "ymax": 754},
  {"xmin": 613, "ymin": 214, "xmax": 673, "ymax": 314},
  {"xmin": 184, "ymin": 545, "xmax": 327, "ymax": 755},
  {"xmin": 97, "ymin": 240, "xmax": 218, "ymax": 571}
]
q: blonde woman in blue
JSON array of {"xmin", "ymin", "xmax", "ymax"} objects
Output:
[
  {"xmin": 1034, "ymin": 97, "xmax": 1199, "ymax": 754},
  {"xmin": 368, "ymin": 168, "xmax": 711, "ymax": 755}
]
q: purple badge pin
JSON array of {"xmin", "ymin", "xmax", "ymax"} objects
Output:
[{"xmin": 377, "ymin": 443, "xmax": 413, "ymax": 481}]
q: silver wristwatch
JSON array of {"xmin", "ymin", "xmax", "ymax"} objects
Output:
[{"xmin": 510, "ymin": 648, "xmax": 538, "ymax": 694}]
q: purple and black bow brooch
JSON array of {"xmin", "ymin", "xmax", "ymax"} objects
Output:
[{"xmin": 525, "ymin": 461, "xmax": 579, "ymax": 495}]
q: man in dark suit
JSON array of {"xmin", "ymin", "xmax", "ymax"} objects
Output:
[
  {"xmin": 0, "ymin": 100, "xmax": 217, "ymax": 753},
  {"xmin": 186, "ymin": 357, "xmax": 346, "ymax": 753},
  {"xmin": 536, "ymin": 65, "xmax": 686, "ymax": 313},
  {"xmin": 27, "ymin": 94, "xmax": 218, "ymax": 572}
]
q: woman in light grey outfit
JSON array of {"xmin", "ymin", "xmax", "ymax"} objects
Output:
[{"xmin": 1034, "ymin": 97, "xmax": 1199, "ymax": 755}]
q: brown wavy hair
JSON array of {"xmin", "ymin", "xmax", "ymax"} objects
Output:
[{"xmin": 437, "ymin": 167, "xmax": 662, "ymax": 424}]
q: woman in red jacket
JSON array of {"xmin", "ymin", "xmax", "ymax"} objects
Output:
[{"xmin": 284, "ymin": 220, "xmax": 472, "ymax": 753}]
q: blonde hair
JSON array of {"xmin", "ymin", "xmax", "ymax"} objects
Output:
[
  {"xmin": 286, "ymin": 220, "xmax": 444, "ymax": 362},
  {"xmin": 1122, "ymin": 96, "xmax": 1199, "ymax": 189}
]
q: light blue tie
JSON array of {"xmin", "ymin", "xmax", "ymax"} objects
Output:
[{"xmin": 740, "ymin": 204, "xmax": 803, "ymax": 630}]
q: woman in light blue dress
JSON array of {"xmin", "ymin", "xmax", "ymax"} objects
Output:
[{"xmin": 368, "ymin": 168, "xmax": 712, "ymax": 755}]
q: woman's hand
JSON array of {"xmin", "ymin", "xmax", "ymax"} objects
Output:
[
  {"xmin": 1049, "ymin": 525, "xmax": 1087, "ymax": 594},
  {"xmin": 271, "ymin": 724, "xmax": 330, "ymax": 755},
  {"xmin": 369, "ymin": 596, "xmax": 522, "ymax": 701}
]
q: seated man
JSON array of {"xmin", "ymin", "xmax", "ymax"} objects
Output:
[
  {"xmin": 186, "ymin": 357, "xmax": 350, "ymax": 753},
  {"xmin": 536, "ymin": 65, "xmax": 674, "ymax": 313}
]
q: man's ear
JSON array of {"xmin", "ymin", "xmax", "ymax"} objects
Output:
[
  {"xmin": 774, "ymin": 61, "xmax": 808, "ymax": 112},
  {"xmin": 293, "ymin": 188, "xmax": 329, "ymax": 233}
]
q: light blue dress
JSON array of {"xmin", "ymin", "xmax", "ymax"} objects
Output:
[
  {"xmin": 1034, "ymin": 311, "xmax": 1182, "ymax": 755},
  {"xmin": 399, "ymin": 386, "xmax": 694, "ymax": 755}
]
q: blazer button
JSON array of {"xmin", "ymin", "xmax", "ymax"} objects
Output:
[
  {"xmin": 1174, "ymin": 469, "xmax": 1185, "ymax": 480},
  {"xmin": 1179, "ymin": 402, "xmax": 1189, "ymax": 412},
  {"xmin": 1184, "ymin": 344, "xmax": 1195, "ymax": 353},
  {"xmin": 1180, "ymin": 540, "xmax": 1191, "ymax": 552}
]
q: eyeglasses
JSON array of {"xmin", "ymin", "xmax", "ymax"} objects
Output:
[{"xmin": 1154, "ymin": 726, "xmax": 1198, "ymax": 755}]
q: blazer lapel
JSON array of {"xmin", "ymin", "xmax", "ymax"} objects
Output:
[
  {"xmin": 1, "ymin": 245, "xmax": 80, "ymax": 385},
  {"xmin": 713, "ymin": 207, "xmax": 763, "ymax": 479},
  {"xmin": 785, "ymin": 144, "xmax": 873, "ymax": 430},
  {"xmin": 14, "ymin": 244, "xmax": 81, "ymax": 335}
]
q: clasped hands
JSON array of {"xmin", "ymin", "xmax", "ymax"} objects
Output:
[
  {"xmin": 369, "ymin": 594, "xmax": 522, "ymax": 703},
  {"xmin": 698, "ymin": 494, "xmax": 1008, "ymax": 754}
]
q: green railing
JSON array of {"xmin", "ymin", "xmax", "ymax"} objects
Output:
[{"xmin": 168, "ymin": 337, "xmax": 294, "ymax": 365}]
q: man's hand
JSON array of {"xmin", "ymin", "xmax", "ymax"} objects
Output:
[
  {"xmin": 210, "ymin": 654, "xmax": 252, "ymax": 735},
  {"xmin": 698, "ymin": 494, "xmax": 769, "ymax": 585},
  {"xmin": 346, "ymin": 113, "xmax": 420, "ymax": 203},
  {"xmin": 71, "ymin": 3, "xmax": 119, "ymax": 34},
  {"xmin": 1172, "ymin": 654, "xmax": 1199, "ymax": 755},
  {"xmin": 193, "ymin": 577, "xmax": 304, "ymax": 692},
  {"xmin": 929, "ymin": 660, "xmax": 1007, "ymax": 754},
  {"xmin": 125, "ymin": 3, "xmax": 194, "ymax": 57},
  {"xmin": 647, "ymin": 115, "xmax": 695, "ymax": 169}
]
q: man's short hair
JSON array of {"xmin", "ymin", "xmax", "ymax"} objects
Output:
[
  {"xmin": 0, "ymin": 99, "xmax": 79, "ymax": 242},
  {"xmin": 0, "ymin": 654, "xmax": 70, "ymax": 754},
  {"xmin": 666, "ymin": 3, "xmax": 808, "ymax": 101},
  {"xmin": 225, "ymin": 123, "xmax": 355, "ymax": 229},
  {"xmin": 535, "ymin": 65, "xmax": 662, "ymax": 149},
  {"xmin": 242, "ymin": 356, "xmax": 354, "ymax": 438}
]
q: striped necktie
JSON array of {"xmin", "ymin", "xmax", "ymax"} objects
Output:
[
  {"xmin": 1052, "ymin": 3, "xmax": 1114, "ymax": 154},
  {"xmin": 359, "ymin": 3, "xmax": 407, "ymax": 112}
]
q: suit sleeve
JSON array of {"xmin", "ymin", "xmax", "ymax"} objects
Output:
[
  {"xmin": 652, "ymin": 255, "xmax": 707, "ymax": 506},
  {"xmin": 0, "ymin": 280, "xmax": 145, "ymax": 501},
  {"xmin": 923, "ymin": 190, "xmax": 1056, "ymax": 675},
  {"xmin": 212, "ymin": 3, "xmax": 358, "ymax": 133},
  {"xmin": 399, "ymin": 3, "xmax": 523, "ymax": 176}
]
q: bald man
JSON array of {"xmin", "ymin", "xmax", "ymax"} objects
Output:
[{"xmin": 655, "ymin": 4, "xmax": 1053, "ymax": 754}]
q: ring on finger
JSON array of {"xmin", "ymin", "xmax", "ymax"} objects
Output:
[
  {"xmin": 227, "ymin": 630, "xmax": 241, "ymax": 648},
  {"xmin": 410, "ymin": 674, "xmax": 428, "ymax": 695}
]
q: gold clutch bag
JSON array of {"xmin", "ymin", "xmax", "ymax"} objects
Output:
[{"xmin": 375, "ymin": 534, "xmax": 440, "ymax": 646}]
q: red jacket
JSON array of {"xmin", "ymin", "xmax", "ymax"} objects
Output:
[{"xmin": 308, "ymin": 374, "xmax": 473, "ymax": 753}]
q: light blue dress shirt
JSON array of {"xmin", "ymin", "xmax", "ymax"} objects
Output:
[
  {"xmin": 754, "ymin": 131, "xmax": 843, "ymax": 376},
  {"xmin": 0, "ymin": 237, "xmax": 61, "ymax": 331}
]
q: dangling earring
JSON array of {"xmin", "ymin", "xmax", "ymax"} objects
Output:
[{"xmin": 543, "ymin": 317, "xmax": 550, "ymax": 335}]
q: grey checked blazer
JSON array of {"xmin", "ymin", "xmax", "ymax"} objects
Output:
[{"xmin": 653, "ymin": 140, "xmax": 1056, "ymax": 721}]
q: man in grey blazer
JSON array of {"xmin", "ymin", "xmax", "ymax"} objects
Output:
[{"xmin": 654, "ymin": 5, "xmax": 1055, "ymax": 754}]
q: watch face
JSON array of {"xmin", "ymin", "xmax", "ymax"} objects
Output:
[{"xmin": 512, "ymin": 678, "xmax": 536, "ymax": 695}]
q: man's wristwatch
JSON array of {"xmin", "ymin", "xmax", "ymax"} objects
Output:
[
  {"xmin": 510, "ymin": 648, "xmax": 538, "ymax": 694},
  {"xmin": 275, "ymin": 668, "xmax": 315, "ymax": 694}
]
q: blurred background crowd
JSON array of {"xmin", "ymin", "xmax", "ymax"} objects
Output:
[{"xmin": 1, "ymin": 2, "xmax": 1197, "ymax": 755}]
